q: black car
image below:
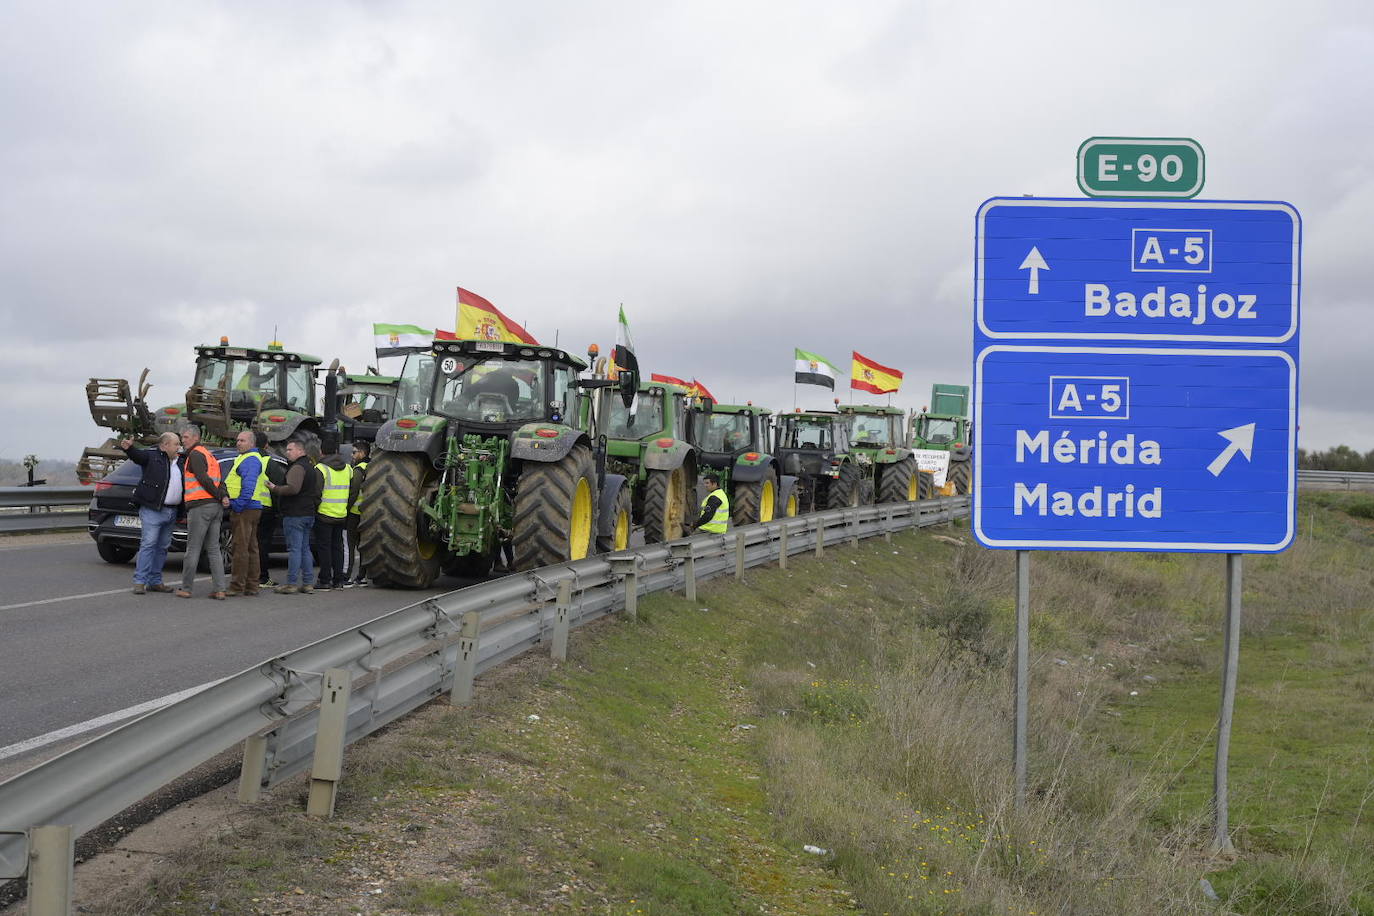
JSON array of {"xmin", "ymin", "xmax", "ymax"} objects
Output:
[{"xmin": 87, "ymin": 448, "xmax": 287, "ymax": 568}]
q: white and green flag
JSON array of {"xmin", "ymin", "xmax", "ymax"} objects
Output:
[
  {"xmin": 373, "ymin": 323, "xmax": 433, "ymax": 360},
  {"xmin": 794, "ymin": 348, "xmax": 838, "ymax": 389}
]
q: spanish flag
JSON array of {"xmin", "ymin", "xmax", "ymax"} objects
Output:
[
  {"xmin": 456, "ymin": 287, "xmax": 539, "ymax": 345},
  {"xmin": 851, "ymin": 351, "xmax": 902, "ymax": 395}
]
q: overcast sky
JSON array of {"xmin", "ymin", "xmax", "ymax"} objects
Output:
[{"xmin": 2, "ymin": 0, "xmax": 1371, "ymax": 468}]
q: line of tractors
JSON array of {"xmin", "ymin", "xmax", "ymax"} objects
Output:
[{"xmin": 79, "ymin": 335, "xmax": 972, "ymax": 588}]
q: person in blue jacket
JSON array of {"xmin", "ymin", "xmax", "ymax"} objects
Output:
[{"xmin": 118, "ymin": 432, "xmax": 186, "ymax": 594}]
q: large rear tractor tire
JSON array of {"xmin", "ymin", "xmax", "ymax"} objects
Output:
[
  {"xmin": 596, "ymin": 485, "xmax": 633, "ymax": 553},
  {"xmin": 732, "ymin": 470, "xmax": 777, "ymax": 526},
  {"xmin": 642, "ymin": 467, "xmax": 688, "ymax": 543},
  {"xmin": 826, "ymin": 462, "xmax": 862, "ymax": 510},
  {"xmin": 878, "ymin": 457, "xmax": 919, "ymax": 504},
  {"xmin": 949, "ymin": 459, "xmax": 971, "ymax": 496},
  {"xmin": 513, "ymin": 445, "xmax": 596, "ymax": 570},
  {"xmin": 917, "ymin": 470, "xmax": 935, "ymax": 500},
  {"xmin": 358, "ymin": 451, "xmax": 444, "ymax": 588}
]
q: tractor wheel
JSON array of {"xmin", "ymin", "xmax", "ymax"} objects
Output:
[
  {"xmin": 358, "ymin": 451, "xmax": 444, "ymax": 588},
  {"xmin": 513, "ymin": 445, "xmax": 596, "ymax": 570},
  {"xmin": 642, "ymin": 467, "xmax": 688, "ymax": 543},
  {"xmin": 826, "ymin": 462, "xmax": 862, "ymax": 510},
  {"xmin": 917, "ymin": 470, "xmax": 935, "ymax": 500},
  {"xmin": 949, "ymin": 460, "xmax": 972, "ymax": 496},
  {"xmin": 878, "ymin": 458, "xmax": 918, "ymax": 504},
  {"xmin": 443, "ymin": 551, "xmax": 493, "ymax": 580},
  {"xmin": 597, "ymin": 485, "xmax": 633, "ymax": 553},
  {"xmin": 97, "ymin": 540, "xmax": 136, "ymax": 564},
  {"xmin": 732, "ymin": 470, "xmax": 777, "ymax": 526},
  {"xmin": 783, "ymin": 488, "xmax": 799, "ymax": 517}
]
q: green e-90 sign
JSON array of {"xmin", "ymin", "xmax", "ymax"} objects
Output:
[{"xmin": 1077, "ymin": 137, "xmax": 1205, "ymax": 198}]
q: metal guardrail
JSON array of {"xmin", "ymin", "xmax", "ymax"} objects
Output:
[
  {"xmin": 0, "ymin": 496, "xmax": 969, "ymax": 880},
  {"xmin": 0, "ymin": 487, "xmax": 91, "ymax": 534},
  {"xmin": 1297, "ymin": 469, "xmax": 1374, "ymax": 490}
]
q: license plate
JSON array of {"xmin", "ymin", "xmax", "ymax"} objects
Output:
[
  {"xmin": 474, "ymin": 341, "xmax": 504, "ymax": 353},
  {"xmin": 114, "ymin": 515, "xmax": 142, "ymax": 529}
]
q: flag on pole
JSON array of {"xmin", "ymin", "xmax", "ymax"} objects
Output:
[
  {"xmin": 611, "ymin": 305, "xmax": 640, "ymax": 381},
  {"xmin": 687, "ymin": 379, "xmax": 716, "ymax": 403},
  {"xmin": 456, "ymin": 287, "xmax": 539, "ymax": 344},
  {"xmin": 794, "ymin": 348, "xmax": 839, "ymax": 389},
  {"xmin": 650, "ymin": 373, "xmax": 690, "ymax": 389},
  {"xmin": 851, "ymin": 351, "xmax": 903, "ymax": 394},
  {"xmin": 373, "ymin": 323, "xmax": 434, "ymax": 360}
]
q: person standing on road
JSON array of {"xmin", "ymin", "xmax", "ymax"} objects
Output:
[
  {"xmin": 119, "ymin": 432, "xmax": 185, "ymax": 595},
  {"xmin": 344, "ymin": 441, "xmax": 370, "ymax": 587},
  {"xmin": 178, "ymin": 424, "xmax": 227, "ymax": 600},
  {"xmin": 222, "ymin": 429, "xmax": 268, "ymax": 597},
  {"xmin": 312, "ymin": 447, "xmax": 355, "ymax": 590},
  {"xmin": 254, "ymin": 431, "xmax": 281, "ymax": 588},
  {"xmin": 269, "ymin": 436, "xmax": 322, "ymax": 594},
  {"xmin": 692, "ymin": 475, "xmax": 730, "ymax": 533}
]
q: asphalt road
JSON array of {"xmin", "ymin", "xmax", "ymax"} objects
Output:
[{"xmin": 0, "ymin": 532, "xmax": 462, "ymax": 776}]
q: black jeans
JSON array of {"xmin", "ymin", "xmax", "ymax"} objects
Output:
[{"xmin": 313, "ymin": 517, "xmax": 347, "ymax": 587}]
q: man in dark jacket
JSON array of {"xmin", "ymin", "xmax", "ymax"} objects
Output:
[
  {"xmin": 118, "ymin": 432, "xmax": 185, "ymax": 594},
  {"xmin": 312, "ymin": 448, "xmax": 356, "ymax": 590},
  {"xmin": 268, "ymin": 437, "xmax": 323, "ymax": 594}
]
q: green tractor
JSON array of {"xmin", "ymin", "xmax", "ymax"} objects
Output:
[
  {"xmin": 79, "ymin": 339, "xmax": 327, "ymax": 482},
  {"xmin": 599, "ymin": 379, "xmax": 699, "ymax": 543},
  {"xmin": 909, "ymin": 383, "xmax": 972, "ymax": 496},
  {"xmin": 329, "ymin": 371, "xmax": 402, "ymax": 446},
  {"xmin": 358, "ymin": 338, "xmax": 635, "ymax": 587},
  {"xmin": 838, "ymin": 404, "xmax": 933, "ymax": 502},
  {"xmin": 686, "ymin": 402, "xmax": 799, "ymax": 525},
  {"xmin": 774, "ymin": 408, "xmax": 872, "ymax": 513}
]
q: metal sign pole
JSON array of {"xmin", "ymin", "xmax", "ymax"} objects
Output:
[
  {"xmin": 1211, "ymin": 552, "xmax": 1243, "ymax": 855},
  {"xmin": 1014, "ymin": 550, "xmax": 1030, "ymax": 809}
]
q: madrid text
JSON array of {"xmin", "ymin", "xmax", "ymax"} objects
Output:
[{"xmin": 1012, "ymin": 429, "xmax": 1163, "ymax": 518}]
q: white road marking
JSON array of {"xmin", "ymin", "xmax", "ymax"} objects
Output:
[
  {"xmin": 0, "ymin": 678, "xmax": 225, "ymax": 762},
  {"xmin": 0, "ymin": 587, "xmax": 131, "ymax": 611}
]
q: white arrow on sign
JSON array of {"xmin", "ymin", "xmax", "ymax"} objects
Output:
[
  {"xmin": 1018, "ymin": 247, "xmax": 1049, "ymax": 294},
  {"xmin": 1206, "ymin": 423, "xmax": 1256, "ymax": 477}
]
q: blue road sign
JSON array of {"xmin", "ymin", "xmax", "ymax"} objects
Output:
[{"xmin": 972, "ymin": 198, "xmax": 1301, "ymax": 553}]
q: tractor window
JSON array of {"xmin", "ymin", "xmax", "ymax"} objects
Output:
[
  {"xmin": 434, "ymin": 357, "xmax": 547, "ymax": 424},
  {"xmin": 551, "ymin": 365, "xmax": 576, "ymax": 423},
  {"xmin": 919, "ymin": 417, "xmax": 959, "ymax": 444},
  {"xmin": 342, "ymin": 387, "xmax": 396, "ymax": 423},
  {"xmin": 693, "ymin": 412, "xmax": 752, "ymax": 452},
  {"xmin": 283, "ymin": 364, "xmax": 313, "ymax": 413},
  {"xmin": 783, "ymin": 419, "xmax": 831, "ymax": 450},
  {"xmin": 397, "ymin": 354, "xmax": 436, "ymax": 415},
  {"xmin": 850, "ymin": 415, "xmax": 890, "ymax": 447},
  {"xmin": 228, "ymin": 360, "xmax": 284, "ymax": 409},
  {"xmin": 192, "ymin": 357, "xmax": 231, "ymax": 391},
  {"xmin": 602, "ymin": 390, "xmax": 663, "ymax": 440}
]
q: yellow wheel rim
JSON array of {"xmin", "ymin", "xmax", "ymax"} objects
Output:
[
  {"xmin": 759, "ymin": 479, "xmax": 776, "ymax": 522},
  {"xmin": 786, "ymin": 492, "xmax": 799, "ymax": 517},
  {"xmin": 614, "ymin": 506, "xmax": 631, "ymax": 550},
  {"xmin": 569, "ymin": 478, "xmax": 593, "ymax": 560},
  {"xmin": 907, "ymin": 474, "xmax": 919, "ymax": 501}
]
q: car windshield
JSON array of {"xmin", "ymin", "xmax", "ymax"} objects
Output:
[
  {"xmin": 781, "ymin": 418, "xmax": 831, "ymax": 449},
  {"xmin": 919, "ymin": 417, "xmax": 959, "ymax": 444},
  {"xmin": 602, "ymin": 390, "xmax": 664, "ymax": 440},
  {"xmin": 433, "ymin": 357, "xmax": 547, "ymax": 424},
  {"xmin": 692, "ymin": 412, "xmax": 753, "ymax": 452},
  {"xmin": 850, "ymin": 415, "xmax": 891, "ymax": 447}
]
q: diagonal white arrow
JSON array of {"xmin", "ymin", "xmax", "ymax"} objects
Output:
[
  {"xmin": 1018, "ymin": 246, "xmax": 1049, "ymax": 294},
  {"xmin": 1206, "ymin": 423, "xmax": 1256, "ymax": 477}
]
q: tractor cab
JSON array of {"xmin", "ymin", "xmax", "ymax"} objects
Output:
[
  {"xmin": 840, "ymin": 405, "xmax": 907, "ymax": 451},
  {"xmin": 425, "ymin": 340, "xmax": 585, "ymax": 435},
  {"xmin": 180, "ymin": 342, "xmax": 323, "ymax": 444},
  {"xmin": 332, "ymin": 373, "xmax": 400, "ymax": 445},
  {"xmin": 688, "ymin": 404, "xmax": 769, "ymax": 469},
  {"xmin": 775, "ymin": 410, "xmax": 854, "ymax": 480}
]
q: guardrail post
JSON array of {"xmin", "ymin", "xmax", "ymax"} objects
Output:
[
  {"xmin": 734, "ymin": 531, "xmax": 745, "ymax": 579},
  {"xmin": 552, "ymin": 580, "xmax": 571, "ymax": 661},
  {"xmin": 608, "ymin": 555, "xmax": 639, "ymax": 620},
  {"xmin": 306, "ymin": 668, "xmax": 351, "ymax": 818},
  {"xmin": 27, "ymin": 825, "xmax": 73, "ymax": 916},
  {"xmin": 850, "ymin": 508, "xmax": 859, "ymax": 548},
  {"xmin": 237, "ymin": 734, "xmax": 269, "ymax": 803},
  {"xmin": 450, "ymin": 611, "xmax": 481, "ymax": 706},
  {"xmin": 670, "ymin": 543, "xmax": 697, "ymax": 601},
  {"xmin": 814, "ymin": 520, "xmax": 824, "ymax": 558},
  {"xmin": 779, "ymin": 521, "xmax": 788, "ymax": 570},
  {"xmin": 884, "ymin": 506, "xmax": 893, "ymax": 543}
]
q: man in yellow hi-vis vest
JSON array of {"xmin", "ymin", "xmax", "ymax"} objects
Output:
[
  {"xmin": 692, "ymin": 476, "xmax": 730, "ymax": 533},
  {"xmin": 312, "ymin": 449, "xmax": 356, "ymax": 589},
  {"xmin": 223, "ymin": 428, "xmax": 270, "ymax": 596}
]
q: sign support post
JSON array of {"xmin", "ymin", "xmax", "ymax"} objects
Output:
[
  {"xmin": 1211, "ymin": 553, "xmax": 1243, "ymax": 855},
  {"xmin": 1014, "ymin": 550, "xmax": 1030, "ymax": 809}
]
